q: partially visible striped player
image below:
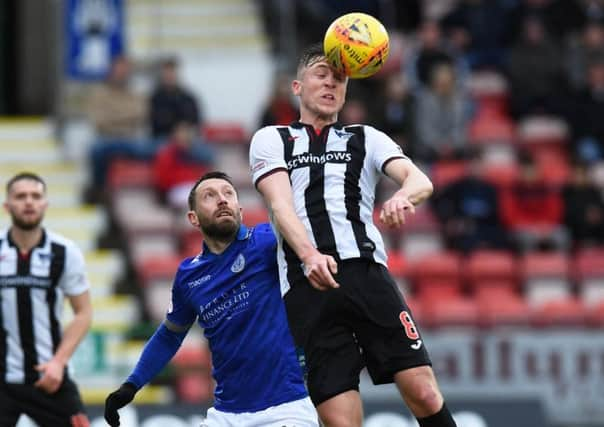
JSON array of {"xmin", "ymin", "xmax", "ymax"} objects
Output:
[
  {"xmin": 249, "ymin": 43, "xmax": 457, "ymax": 427},
  {"xmin": 104, "ymin": 172, "xmax": 318, "ymax": 427},
  {"xmin": 0, "ymin": 172, "xmax": 92, "ymax": 427}
]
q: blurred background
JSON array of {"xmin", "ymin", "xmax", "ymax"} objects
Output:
[{"xmin": 2, "ymin": 0, "xmax": 604, "ymax": 426}]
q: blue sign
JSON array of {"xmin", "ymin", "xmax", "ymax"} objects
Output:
[{"xmin": 65, "ymin": 0, "xmax": 124, "ymax": 80}]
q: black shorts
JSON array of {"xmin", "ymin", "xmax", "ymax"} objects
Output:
[
  {"xmin": 0, "ymin": 377, "xmax": 88, "ymax": 427},
  {"xmin": 284, "ymin": 258, "xmax": 431, "ymax": 405}
]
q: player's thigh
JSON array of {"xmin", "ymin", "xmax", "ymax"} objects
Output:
[
  {"xmin": 23, "ymin": 378, "xmax": 88, "ymax": 427},
  {"xmin": 348, "ymin": 262, "xmax": 431, "ymax": 384},
  {"xmin": 0, "ymin": 384, "xmax": 21, "ymax": 427},
  {"xmin": 303, "ymin": 321, "xmax": 364, "ymax": 406}
]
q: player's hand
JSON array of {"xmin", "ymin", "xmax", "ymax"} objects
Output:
[
  {"xmin": 34, "ymin": 359, "xmax": 64, "ymax": 394},
  {"xmin": 302, "ymin": 252, "xmax": 340, "ymax": 291},
  {"xmin": 380, "ymin": 192, "xmax": 415, "ymax": 229},
  {"xmin": 104, "ymin": 382, "xmax": 138, "ymax": 427}
]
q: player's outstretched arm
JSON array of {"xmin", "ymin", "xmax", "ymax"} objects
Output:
[
  {"xmin": 380, "ymin": 158, "xmax": 433, "ymax": 229},
  {"xmin": 104, "ymin": 321, "xmax": 189, "ymax": 426},
  {"xmin": 257, "ymin": 171, "xmax": 339, "ymax": 291}
]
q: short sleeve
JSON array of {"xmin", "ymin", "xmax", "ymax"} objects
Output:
[
  {"xmin": 365, "ymin": 126, "xmax": 410, "ymax": 173},
  {"xmin": 166, "ymin": 269, "xmax": 197, "ymax": 328},
  {"xmin": 59, "ymin": 243, "xmax": 90, "ymax": 296},
  {"xmin": 249, "ymin": 126, "xmax": 287, "ymax": 186}
]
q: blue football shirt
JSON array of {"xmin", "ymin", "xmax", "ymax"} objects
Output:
[{"xmin": 167, "ymin": 223, "xmax": 307, "ymax": 413}]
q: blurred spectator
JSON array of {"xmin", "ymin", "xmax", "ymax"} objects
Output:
[
  {"xmin": 505, "ymin": 16, "xmax": 568, "ymax": 119},
  {"xmin": 567, "ymin": 59, "xmax": 604, "ymax": 162},
  {"xmin": 582, "ymin": 0, "xmax": 604, "ymax": 23},
  {"xmin": 86, "ymin": 56, "xmax": 150, "ymax": 201},
  {"xmin": 339, "ymin": 97, "xmax": 369, "ymax": 126},
  {"xmin": 87, "ymin": 56, "xmax": 147, "ymax": 139},
  {"xmin": 373, "ymin": 74, "xmax": 415, "ymax": 149},
  {"xmin": 562, "ymin": 162, "xmax": 604, "ymax": 246},
  {"xmin": 405, "ymin": 19, "xmax": 456, "ymax": 89},
  {"xmin": 565, "ymin": 21, "xmax": 604, "ymax": 91},
  {"xmin": 404, "ymin": 19, "xmax": 470, "ymax": 92},
  {"xmin": 440, "ymin": 0, "xmax": 513, "ymax": 70},
  {"xmin": 259, "ymin": 73, "xmax": 298, "ymax": 127},
  {"xmin": 153, "ymin": 121, "xmax": 214, "ymax": 210},
  {"xmin": 507, "ymin": 0, "xmax": 586, "ymax": 45},
  {"xmin": 431, "ymin": 150, "xmax": 509, "ymax": 253},
  {"xmin": 150, "ymin": 57, "xmax": 201, "ymax": 139},
  {"xmin": 500, "ymin": 151, "xmax": 566, "ymax": 251},
  {"xmin": 414, "ymin": 63, "xmax": 472, "ymax": 163}
]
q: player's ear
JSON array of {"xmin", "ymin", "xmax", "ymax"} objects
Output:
[
  {"xmin": 292, "ymin": 79, "xmax": 302, "ymax": 96},
  {"xmin": 187, "ymin": 210, "xmax": 199, "ymax": 228}
]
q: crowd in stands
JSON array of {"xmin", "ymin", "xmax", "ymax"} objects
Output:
[{"xmin": 79, "ymin": 0, "xmax": 604, "ymax": 403}]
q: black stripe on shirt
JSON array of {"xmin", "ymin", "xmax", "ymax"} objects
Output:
[
  {"xmin": 345, "ymin": 126, "xmax": 376, "ymax": 259},
  {"xmin": 48, "ymin": 243, "xmax": 66, "ymax": 353},
  {"xmin": 16, "ymin": 252, "xmax": 37, "ymax": 384}
]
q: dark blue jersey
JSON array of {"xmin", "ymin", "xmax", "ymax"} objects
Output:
[{"xmin": 167, "ymin": 224, "xmax": 307, "ymax": 413}]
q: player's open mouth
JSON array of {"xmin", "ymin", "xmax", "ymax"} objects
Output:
[
  {"xmin": 322, "ymin": 94, "xmax": 335, "ymax": 100},
  {"xmin": 216, "ymin": 211, "xmax": 233, "ymax": 218}
]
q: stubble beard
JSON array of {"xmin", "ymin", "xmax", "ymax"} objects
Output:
[
  {"xmin": 11, "ymin": 213, "xmax": 43, "ymax": 231},
  {"xmin": 200, "ymin": 213, "xmax": 241, "ymax": 242}
]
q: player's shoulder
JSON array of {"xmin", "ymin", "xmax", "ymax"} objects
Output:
[
  {"xmin": 45, "ymin": 229, "xmax": 83, "ymax": 254},
  {"xmin": 248, "ymin": 223, "xmax": 277, "ymax": 247},
  {"xmin": 251, "ymin": 125, "xmax": 287, "ymax": 140},
  {"xmin": 250, "ymin": 222, "xmax": 275, "ymax": 237}
]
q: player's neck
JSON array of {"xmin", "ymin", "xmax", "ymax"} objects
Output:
[
  {"xmin": 9, "ymin": 226, "xmax": 43, "ymax": 254},
  {"xmin": 299, "ymin": 112, "xmax": 337, "ymax": 133}
]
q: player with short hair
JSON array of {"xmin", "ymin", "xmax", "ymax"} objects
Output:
[
  {"xmin": 0, "ymin": 172, "xmax": 92, "ymax": 427},
  {"xmin": 104, "ymin": 171, "xmax": 318, "ymax": 427},
  {"xmin": 249, "ymin": 43, "xmax": 457, "ymax": 427}
]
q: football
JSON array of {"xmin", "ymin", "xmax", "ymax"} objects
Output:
[{"xmin": 323, "ymin": 12, "xmax": 390, "ymax": 79}]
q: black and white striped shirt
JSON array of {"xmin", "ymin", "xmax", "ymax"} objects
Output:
[
  {"xmin": 0, "ymin": 229, "xmax": 89, "ymax": 384},
  {"xmin": 250, "ymin": 122, "xmax": 409, "ymax": 294}
]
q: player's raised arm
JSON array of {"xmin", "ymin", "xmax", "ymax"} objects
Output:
[
  {"xmin": 256, "ymin": 171, "xmax": 340, "ymax": 291},
  {"xmin": 380, "ymin": 158, "xmax": 434, "ymax": 229}
]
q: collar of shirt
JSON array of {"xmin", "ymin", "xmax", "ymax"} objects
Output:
[{"xmin": 200, "ymin": 224, "xmax": 250, "ymax": 259}]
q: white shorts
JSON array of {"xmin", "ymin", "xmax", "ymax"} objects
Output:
[{"xmin": 201, "ymin": 396, "xmax": 319, "ymax": 427}]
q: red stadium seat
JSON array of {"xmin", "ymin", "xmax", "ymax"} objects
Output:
[
  {"xmin": 431, "ymin": 160, "xmax": 468, "ymax": 189},
  {"xmin": 574, "ymin": 247, "xmax": 604, "ymax": 280},
  {"xmin": 202, "ymin": 122, "xmax": 248, "ymax": 145},
  {"xmin": 574, "ymin": 248, "xmax": 604, "ymax": 307},
  {"xmin": 107, "ymin": 158, "xmax": 154, "ymax": 190},
  {"xmin": 531, "ymin": 298, "xmax": 586, "ymax": 327},
  {"xmin": 476, "ymin": 286, "xmax": 530, "ymax": 327},
  {"xmin": 521, "ymin": 252, "xmax": 570, "ymax": 277},
  {"xmin": 173, "ymin": 345, "xmax": 213, "ymax": 403},
  {"xmin": 466, "ymin": 71, "xmax": 509, "ymax": 108},
  {"xmin": 408, "ymin": 251, "xmax": 462, "ymax": 283},
  {"xmin": 481, "ymin": 162, "xmax": 520, "ymax": 188},
  {"xmin": 387, "ymin": 250, "xmax": 407, "ymax": 279},
  {"xmin": 242, "ymin": 206, "xmax": 270, "ymax": 227},
  {"xmin": 136, "ymin": 255, "xmax": 182, "ymax": 288},
  {"xmin": 408, "ymin": 252, "xmax": 463, "ymax": 299},
  {"xmin": 468, "ymin": 103, "xmax": 516, "ymax": 144},
  {"xmin": 521, "ymin": 252, "xmax": 572, "ymax": 306},
  {"xmin": 586, "ymin": 301, "xmax": 604, "ymax": 327},
  {"xmin": 421, "ymin": 294, "xmax": 479, "ymax": 328},
  {"xmin": 465, "ymin": 250, "xmax": 518, "ymax": 291}
]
